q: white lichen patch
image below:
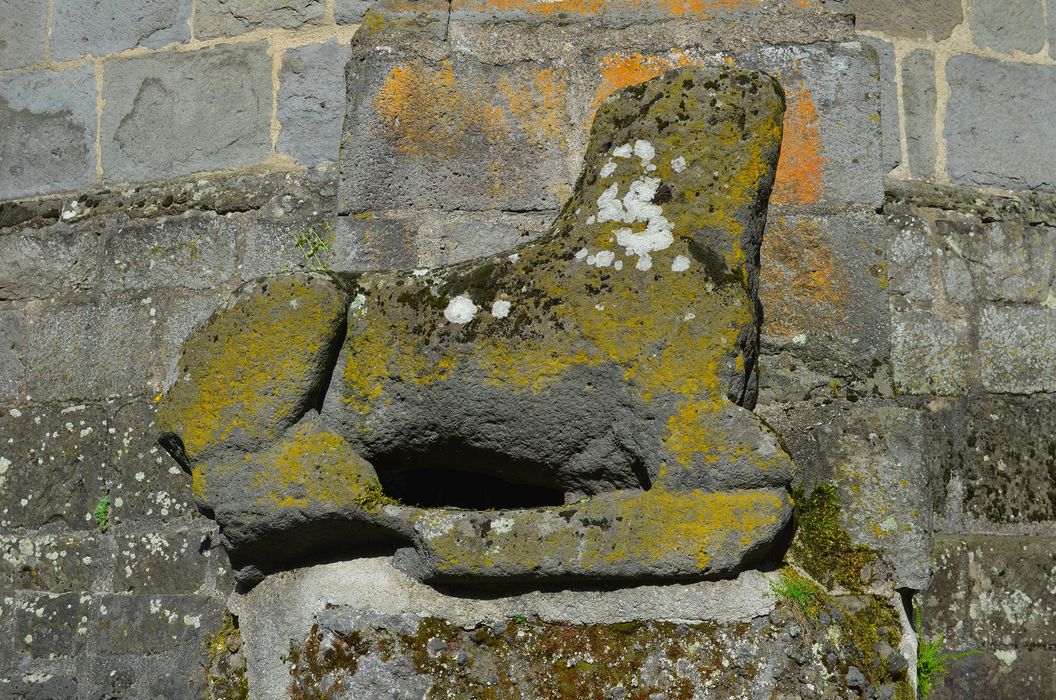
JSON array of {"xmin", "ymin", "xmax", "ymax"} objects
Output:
[
  {"xmin": 575, "ymin": 248, "xmax": 589, "ymax": 260},
  {"xmin": 443, "ymin": 295, "xmax": 478, "ymax": 324},
  {"xmin": 671, "ymin": 156, "xmax": 687, "ymax": 173},
  {"xmin": 491, "ymin": 300, "xmax": 512, "ymax": 319},
  {"xmin": 612, "ymin": 143, "xmax": 633, "ymax": 158},
  {"xmin": 671, "ymin": 255, "xmax": 691, "ymax": 272},
  {"xmin": 633, "ymin": 139, "xmax": 655, "ymax": 167},
  {"xmin": 412, "ymin": 268, "xmax": 430, "ymax": 277},
  {"xmin": 597, "ymin": 175, "xmax": 675, "ymax": 272},
  {"xmin": 600, "ymin": 160, "xmax": 617, "ymax": 178},
  {"xmin": 592, "ymin": 250, "xmax": 616, "ymax": 268}
]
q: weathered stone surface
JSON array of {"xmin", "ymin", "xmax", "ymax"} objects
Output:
[
  {"xmin": 930, "ymin": 650, "xmax": 1056, "ymax": 700},
  {"xmin": 846, "ymin": 0, "xmax": 963, "ymax": 40},
  {"xmin": 98, "ymin": 212, "xmax": 240, "ymax": 293},
  {"xmin": 78, "ymin": 653, "xmax": 210, "ymax": 699},
  {"xmin": 335, "ymin": 0, "xmax": 373, "ymax": 24},
  {"xmin": 0, "ymin": 0, "xmax": 47, "ymax": 69},
  {"xmin": 962, "ymin": 396, "xmax": 1056, "ymax": 525},
  {"xmin": 885, "ymin": 207, "xmax": 935, "ymax": 302},
  {"xmin": 979, "ymin": 305, "xmax": 1056, "ymax": 393},
  {"xmin": 115, "ymin": 530, "xmax": 211, "ymax": 593},
  {"xmin": 971, "ymin": 0, "xmax": 1046, "ymax": 55},
  {"xmin": 946, "ymin": 56, "xmax": 1056, "ymax": 191},
  {"xmin": 231, "ymin": 558, "xmax": 912, "ymax": 700},
  {"xmin": 330, "ymin": 214, "xmax": 418, "ymax": 272},
  {"xmin": 902, "ymin": 49, "xmax": 936, "ymax": 180},
  {"xmin": 0, "ymin": 534, "xmax": 104, "ymax": 592},
  {"xmin": 760, "ymin": 212, "xmax": 890, "ymax": 369},
  {"xmin": 0, "ymin": 65, "xmax": 97, "ymax": 201},
  {"xmin": 0, "ymin": 220, "xmax": 100, "ymax": 300},
  {"xmin": 935, "ymin": 215, "xmax": 1056, "ymax": 304},
  {"xmin": 157, "ymin": 273, "xmax": 349, "ymax": 464},
  {"xmin": 13, "ymin": 593, "xmax": 92, "ymax": 659},
  {"xmin": 413, "ymin": 211, "xmax": 552, "ymax": 267},
  {"xmin": 0, "ymin": 311, "xmax": 24, "ymax": 402},
  {"xmin": 51, "ymin": 0, "xmax": 192, "ymax": 61},
  {"xmin": 24, "ymin": 298, "xmax": 158, "ymax": 400},
  {"xmin": 0, "ymin": 404, "xmax": 108, "ymax": 530},
  {"xmin": 194, "ymin": 0, "xmax": 326, "ymax": 38},
  {"xmin": 861, "ymin": 36, "xmax": 899, "ymax": 173},
  {"xmin": 156, "ymin": 289, "xmax": 239, "ymax": 390},
  {"xmin": 278, "ymin": 40, "xmax": 352, "ymax": 165},
  {"xmin": 891, "ymin": 310, "xmax": 970, "ymax": 396},
  {"xmin": 91, "ymin": 593, "xmax": 224, "ymax": 655},
  {"xmin": 101, "ymin": 43, "xmax": 272, "ymax": 183},
  {"xmin": 110, "ymin": 399, "xmax": 195, "ymax": 524}
]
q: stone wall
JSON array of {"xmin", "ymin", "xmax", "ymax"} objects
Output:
[{"xmin": 1, "ymin": 0, "xmax": 1054, "ymax": 698}]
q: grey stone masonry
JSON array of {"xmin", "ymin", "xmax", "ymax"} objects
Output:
[
  {"xmin": 901, "ymin": 50, "xmax": 936, "ymax": 180},
  {"xmin": 979, "ymin": 305, "xmax": 1056, "ymax": 394},
  {"xmin": 335, "ymin": 0, "xmax": 373, "ymax": 24},
  {"xmin": 101, "ymin": 42, "xmax": 272, "ymax": 183},
  {"xmin": 971, "ymin": 0, "xmax": 1046, "ymax": 55},
  {"xmin": 945, "ymin": 56, "xmax": 1056, "ymax": 191},
  {"xmin": 0, "ymin": 65, "xmax": 97, "ymax": 201},
  {"xmin": 846, "ymin": 0, "xmax": 963, "ymax": 40},
  {"xmin": 891, "ymin": 310, "xmax": 970, "ymax": 396},
  {"xmin": 51, "ymin": 0, "xmax": 192, "ymax": 61},
  {"xmin": 0, "ymin": 0, "xmax": 47, "ymax": 69},
  {"xmin": 0, "ymin": 311, "xmax": 25, "ymax": 402},
  {"xmin": 861, "ymin": 36, "xmax": 899, "ymax": 173},
  {"xmin": 194, "ymin": 0, "xmax": 327, "ymax": 38},
  {"xmin": 277, "ymin": 39, "xmax": 352, "ymax": 165}
]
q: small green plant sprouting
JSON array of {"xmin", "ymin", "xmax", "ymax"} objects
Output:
[
  {"xmin": 511, "ymin": 615, "xmax": 528, "ymax": 625},
  {"xmin": 770, "ymin": 570, "xmax": 823, "ymax": 619},
  {"xmin": 915, "ymin": 607, "xmax": 980, "ymax": 698},
  {"xmin": 293, "ymin": 223, "xmax": 331, "ymax": 271},
  {"xmin": 94, "ymin": 493, "xmax": 110, "ymax": 533}
]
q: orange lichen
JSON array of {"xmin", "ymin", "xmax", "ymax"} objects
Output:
[
  {"xmin": 759, "ymin": 217, "xmax": 848, "ymax": 338},
  {"xmin": 771, "ymin": 83, "xmax": 825, "ymax": 205},
  {"xmin": 594, "ymin": 52, "xmax": 703, "ymax": 111}
]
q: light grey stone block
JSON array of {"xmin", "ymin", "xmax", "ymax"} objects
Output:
[
  {"xmin": 0, "ymin": 219, "xmax": 100, "ymax": 300},
  {"xmin": 979, "ymin": 305, "xmax": 1056, "ymax": 393},
  {"xmin": 971, "ymin": 0, "xmax": 1045, "ymax": 55},
  {"xmin": 885, "ymin": 208, "xmax": 935, "ymax": 302},
  {"xmin": 194, "ymin": 0, "xmax": 326, "ymax": 38},
  {"xmin": 845, "ymin": 0, "xmax": 963, "ymax": 40},
  {"xmin": 0, "ymin": 65, "xmax": 97, "ymax": 200},
  {"xmin": 115, "ymin": 530, "xmax": 212, "ymax": 593},
  {"xmin": 0, "ymin": 310, "xmax": 25, "ymax": 402},
  {"xmin": 891, "ymin": 310, "xmax": 970, "ymax": 396},
  {"xmin": 277, "ymin": 39, "xmax": 351, "ymax": 165},
  {"xmin": 901, "ymin": 49, "xmax": 936, "ymax": 179},
  {"xmin": 0, "ymin": 0, "xmax": 47, "ymax": 69},
  {"xmin": 861, "ymin": 36, "xmax": 899, "ymax": 173},
  {"xmin": 414, "ymin": 210, "xmax": 551, "ymax": 267},
  {"xmin": 51, "ymin": 0, "xmax": 192, "ymax": 61},
  {"xmin": 335, "ymin": 0, "xmax": 373, "ymax": 24},
  {"xmin": 101, "ymin": 43, "xmax": 272, "ymax": 183},
  {"xmin": 945, "ymin": 55, "xmax": 1056, "ymax": 191}
]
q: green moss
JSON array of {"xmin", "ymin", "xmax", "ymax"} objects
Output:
[
  {"xmin": 915, "ymin": 607, "xmax": 980, "ymax": 698},
  {"xmin": 790, "ymin": 483, "xmax": 879, "ymax": 592},
  {"xmin": 93, "ymin": 494, "xmax": 110, "ymax": 534},
  {"xmin": 770, "ymin": 568, "xmax": 823, "ymax": 619},
  {"xmin": 353, "ymin": 480, "xmax": 399, "ymax": 512},
  {"xmin": 204, "ymin": 613, "xmax": 249, "ymax": 700}
]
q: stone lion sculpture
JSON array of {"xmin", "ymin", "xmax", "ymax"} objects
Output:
[{"xmin": 158, "ymin": 65, "xmax": 795, "ymax": 587}]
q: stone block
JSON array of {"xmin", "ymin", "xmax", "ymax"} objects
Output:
[
  {"xmin": 861, "ymin": 36, "xmax": 899, "ymax": 173},
  {"xmin": 277, "ymin": 39, "xmax": 352, "ymax": 165},
  {"xmin": 845, "ymin": 0, "xmax": 963, "ymax": 40},
  {"xmin": 13, "ymin": 593, "xmax": 93, "ymax": 658},
  {"xmin": 414, "ymin": 211, "xmax": 551, "ymax": 267},
  {"xmin": 194, "ymin": 0, "xmax": 326, "ymax": 38},
  {"xmin": 0, "ymin": 534, "xmax": 105, "ymax": 592},
  {"xmin": 961, "ymin": 396, "xmax": 1056, "ymax": 524},
  {"xmin": 0, "ymin": 0, "xmax": 47, "ymax": 69},
  {"xmin": 891, "ymin": 310, "xmax": 970, "ymax": 396},
  {"xmin": 0, "ymin": 311, "xmax": 25, "ymax": 402},
  {"xmin": 101, "ymin": 43, "xmax": 272, "ymax": 183},
  {"xmin": 917, "ymin": 536, "xmax": 970, "ymax": 649},
  {"xmin": 979, "ymin": 305, "xmax": 1056, "ymax": 393},
  {"xmin": 98, "ymin": 211, "xmax": 240, "ymax": 293},
  {"xmin": 971, "ymin": 0, "xmax": 1045, "ymax": 55},
  {"xmin": 79, "ymin": 653, "xmax": 209, "ymax": 699},
  {"xmin": 0, "ymin": 219, "xmax": 100, "ymax": 300},
  {"xmin": 91, "ymin": 593, "xmax": 223, "ymax": 655},
  {"xmin": 239, "ymin": 215, "xmax": 333, "ymax": 280},
  {"xmin": 1052, "ymin": 0, "xmax": 1056, "ymax": 59},
  {"xmin": 51, "ymin": 0, "xmax": 192, "ymax": 61},
  {"xmin": 331, "ymin": 214, "xmax": 418, "ymax": 271},
  {"xmin": 885, "ymin": 208, "xmax": 934, "ymax": 302},
  {"xmin": 335, "ymin": 0, "xmax": 373, "ymax": 24},
  {"xmin": 0, "ymin": 403, "xmax": 109, "ymax": 531},
  {"xmin": 24, "ymin": 298, "xmax": 160, "ymax": 400},
  {"xmin": 109, "ymin": 399, "xmax": 195, "ymax": 524},
  {"xmin": 946, "ymin": 56, "xmax": 1056, "ymax": 191},
  {"xmin": 930, "ymin": 650, "xmax": 1056, "ymax": 700},
  {"xmin": 156, "ymin": 289, "xmax": 238, "ymax": 389},
  {"xmin": 760, "ymin": 212, "xmax": 891, "ymax": 371},
  {"xmin": 115, "ymin": 530, "xmax": 211, "ymax": 593},
  {"xmin": 901, "ymin": 49, "xmax": 936, "ymax": 180},
  {"xmin": 0, "ymin": 65, "xmax": 97, "ymax": 201},
  {"xmin": 936, "ymin": 216, "xmax": 1056, "ymax": 304}
]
